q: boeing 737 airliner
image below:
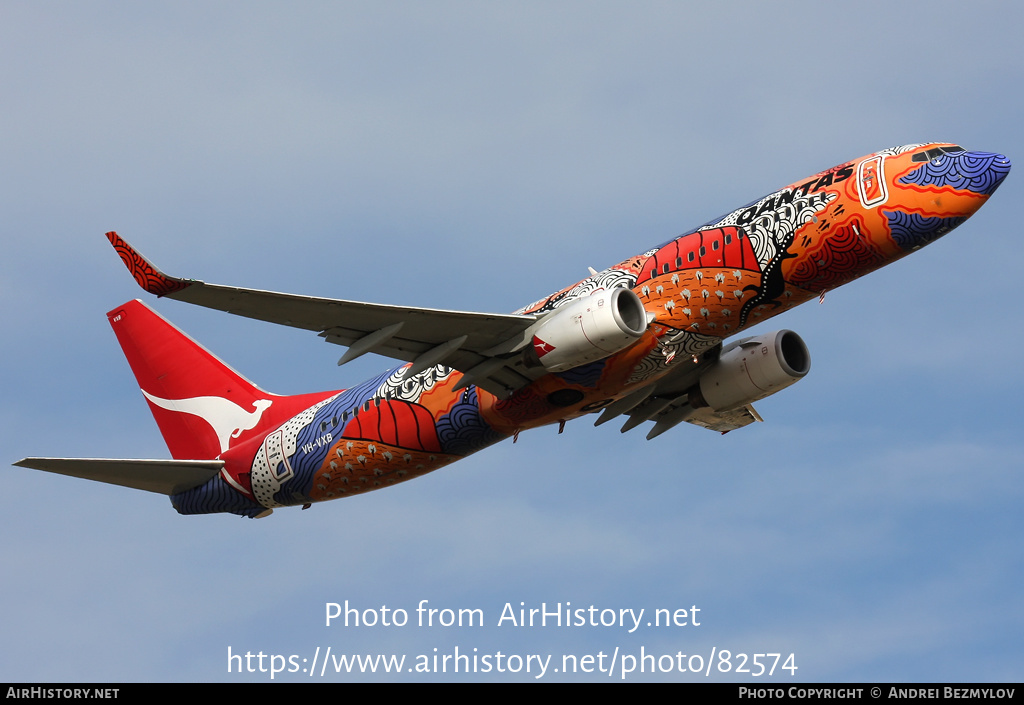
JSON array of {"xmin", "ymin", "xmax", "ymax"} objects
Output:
[{"xmin": 15, "ymin": 143, "xmax": 1010, "ymax": 517}]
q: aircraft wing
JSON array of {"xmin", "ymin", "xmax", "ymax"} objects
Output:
[
  {"xmin": 608, "ymin": 388, "xmax": 763, "ymax": 437},
  {"xmin": 107, "ymin": 232, "xmax": 544, "ymax": 396},
  {"xmin": 591, "ymin": 339, "xmax": 764, "ymax": 436},
  {"xmin": 13, "ymin": 458, "xmax": 224, "ymax": 495}
]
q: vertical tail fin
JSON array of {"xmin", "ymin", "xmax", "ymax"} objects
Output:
[{"xmin": 108, "ymin": 299, "xmax": 277, "ymax": 460}]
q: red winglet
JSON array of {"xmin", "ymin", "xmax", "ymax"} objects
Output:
[{"xmin": 106, "ymin": 231, "xmax": 193, "ymax": 296}]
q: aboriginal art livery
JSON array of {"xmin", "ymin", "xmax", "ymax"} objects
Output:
[{"xmin": 16, "ymin": 143, "xmax": 1011, "ymax": 517}]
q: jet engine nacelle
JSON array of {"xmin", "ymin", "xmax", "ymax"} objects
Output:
[
  {"xmin": 528, "ymin": 288, "xmax": 649, "ymax": 373},
  {"xmin": 691, "ymin": 329, "xmax": 810, "ymax": 411}
]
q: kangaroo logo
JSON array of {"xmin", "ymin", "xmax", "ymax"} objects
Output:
[{"xmin": 141, "ymin": 391, "xmax": 273, "ymax": 454}]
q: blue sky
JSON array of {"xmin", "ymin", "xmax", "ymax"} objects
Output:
[{"xmin": 2, "ymin": 1, "xmax": 1021, "ymax": 682}]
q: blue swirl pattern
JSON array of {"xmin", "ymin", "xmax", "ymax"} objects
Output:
[
  {"xmin": 172, "ymin": 476, "xmax": 264, "ymax": 518},
  {"xmin": 899, "ymin": 152, "xmax": 1010, "ymax": 195},
  {"xmin": 555, "ymin": 359, "xmax": 607, "ymax": 387},
  {"xmin": 884, "ymin": 211, "xmax": 967, "ymax": 252},
  {"xmin": 435, "ymin": 387, "xmax": 504, "ymax": 456}
]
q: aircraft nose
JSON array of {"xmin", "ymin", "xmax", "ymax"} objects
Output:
[
  {"xmin": 900, "ymin": 148, "xmax": 1010, "ymax": 199},
  {"xmin": 959, "ymin": 150, "xmax": 1011, "ymax": 195},
  {"xmin": 890, "ymin": 149, "xmax": 1010, "ymax": 253}
]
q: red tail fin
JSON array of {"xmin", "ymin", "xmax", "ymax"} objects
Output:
[{"xmin": 108, "ymin": 300, "xmax": 278, "ymax": 460}]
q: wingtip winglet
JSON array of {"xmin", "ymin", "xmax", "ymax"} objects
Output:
[{"xmin": 106, "ymin": 231, "xmax": 193, "ymax": 297}]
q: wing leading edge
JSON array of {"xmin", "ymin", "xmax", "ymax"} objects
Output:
[{"xmin": 106, "ymin": 232, "xmax": 544, "ymax": 397}]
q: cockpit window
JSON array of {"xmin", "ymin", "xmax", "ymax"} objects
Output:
[{"xmin": 912, "ymin": 145, "xmax": 965, "ymax": 162}]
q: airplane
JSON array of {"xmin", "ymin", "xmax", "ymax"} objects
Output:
[{"xmin": 15, "ymin": 143, "xmax": 1010, "ymax": 518}]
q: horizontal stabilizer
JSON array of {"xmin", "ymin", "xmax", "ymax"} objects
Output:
[{"xmin": 13, "ymin": 458, "xmax": 224, "ymax": 495}]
